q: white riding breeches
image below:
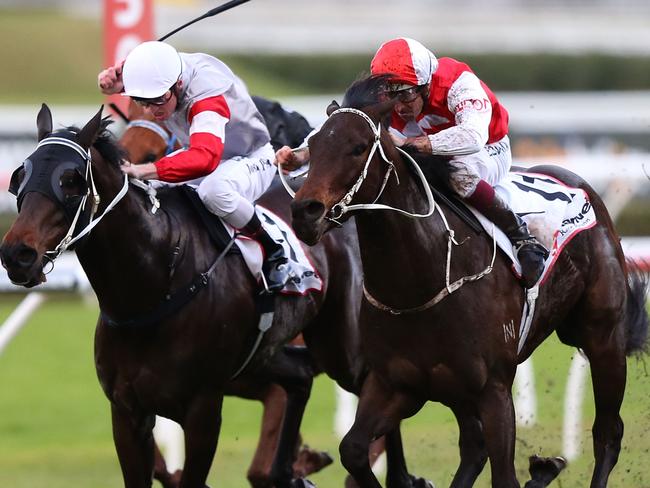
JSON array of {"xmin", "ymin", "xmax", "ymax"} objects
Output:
[
  {"xmin": 447, "ymin": 135, "xmax": 512, "ymax": 198},
  {"xmin": 197, "ymin": 143, "xmax": 276, "ymax": 228}
]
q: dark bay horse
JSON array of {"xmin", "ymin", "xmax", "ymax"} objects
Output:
[
  {"xmin": 0, "ymin": 104, "xmax": 427, "ymax": 488},
  {"xmin": 290, "ymin": 76, "xmax": 649, "ymax": 488},
  {"xmin": 118, "ymin": 98, "xmax": 420, "ymax": 488},
  {"xmin": 0, "ymin": 104, "xmax": 342, "ymax": 488},
  {"xmin": 118, "ymin": 99, "xmax": 334, "ymax": 487}
]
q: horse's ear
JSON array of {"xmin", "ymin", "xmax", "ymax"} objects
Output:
[
  {"xmin": 326, "ymin": 100, "xmax": 340, "ymax": 116},
  {"xmin": 36, "ymin": 103, "xmax": 53, "ymax": 141},
  {"xmin": 77, "ymin": 105, "xmax": 104, "ymax": 150}
]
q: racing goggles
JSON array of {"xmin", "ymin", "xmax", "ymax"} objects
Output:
[
  {"xmin": 387, "ymin": 85, "xmax": 422, "ymax": 103},
  {"xmin": 132, "ymin": 89, "xmax": 174, "ymax": 108}
]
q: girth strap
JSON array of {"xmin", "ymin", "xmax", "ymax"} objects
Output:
[{"xmin": 101, "ymin": 236, "xmax": 237, "ymax": 328}]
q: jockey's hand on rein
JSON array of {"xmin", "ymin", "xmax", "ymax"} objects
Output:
[
  {"xmin": 274, "ymin": 146, "xmax": 308, "ymax": 173},
  {"xmin": 403, "ymin": 136, "xmax": 432, "ymax": 153},
  {"xmin": 121, "ymin": 161, "xmax": 159, "ymax": 180}
]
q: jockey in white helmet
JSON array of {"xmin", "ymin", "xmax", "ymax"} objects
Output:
[
  {"xmin": 98, "ymin": 41, "xmax": 289, "ymax": 292},
  {"xmin": 370, "ymin": 37, "xmax": 548, "ymax": 288}
]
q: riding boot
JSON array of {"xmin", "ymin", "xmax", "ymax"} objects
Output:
[
  {"xmin": 476, "ymin": 193, "xmax": 549, "ymax": 288},
  {"xmin": 240, "ymin": 213, "xmax": 289, "ymax": 292}
]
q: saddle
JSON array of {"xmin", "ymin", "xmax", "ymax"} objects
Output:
[{"xmin": 180, "ymin": 185, "xmax": 240, "ymax": 255}]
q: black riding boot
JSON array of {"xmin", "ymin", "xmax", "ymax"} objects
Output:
[
  {"xmin": 240, "ymin": 213, "xmax": 289, "ymax": 292},
  {"xmin": 478, "ymin": 194, "xmax": 548, "ymax": 288}
]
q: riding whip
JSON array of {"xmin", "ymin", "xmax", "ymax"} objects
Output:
[{"xmin": 158, "ymin": 0, "xmax": 251, "ymax": 42}]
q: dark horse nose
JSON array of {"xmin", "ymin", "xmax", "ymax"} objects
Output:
[
  {"xmin": 291, "ymin": 199, "xmax": 326, "ymax": 224},
  {"xmin": 0, "ymin": 242, "xmax": 39, "ymax": 271}
]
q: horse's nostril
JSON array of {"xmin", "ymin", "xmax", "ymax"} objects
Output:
[
  {"xmin": 16, "ymin": 246, "xmax": 38, "ymax": 267},
  {"xmin": 292, "ymin": 200, "xmax": 326, "ymax": 223}
]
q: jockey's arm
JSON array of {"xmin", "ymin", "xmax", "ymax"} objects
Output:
[
  {"xmin": 97, "ymin": 60, "xmax": 125, "ymax": 95},
  {"xmin": 154, "ymin": 96, "xmax": 230, "ymax": 183},
  {"xmin": 273, "ymin": 125, "xmax": 318, "ymax": 172},
  {"xmin": 426, "ymin": 71, "xmax": 492, "ymax": 157}
]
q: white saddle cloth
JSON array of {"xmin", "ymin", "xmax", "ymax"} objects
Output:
[
  {"xmin": 469, "ymin": 171, "xmax": 597, "ymax": 285},
  {"xmin": 232, "ymin": 206, "xmax": 323, "ymax": 295}
]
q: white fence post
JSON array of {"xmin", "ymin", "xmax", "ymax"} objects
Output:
[{"xmin": 0, "ymin": 292, "xmax": 47, "ymax": 355}]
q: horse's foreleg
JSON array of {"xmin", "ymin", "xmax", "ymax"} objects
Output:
[
  {"xmin": 154, "ymin": 443, "xmax": 182, "ymax": 488},
  {"xmin": 340, "ymin": 372, "xmax": 424, "ymax": 488},
  {"xmin": 111, "ymin": 404, "xmax": 156, "ymax": 488},
  {"xmin": 477, "ymin": 379, "xmax": 519, "ymax": 488},
  {"xmin": 246, "ymin": 383, "xmax": 287, "ymax": 488},
  {"xmin": 449, "ymin": 406, "xmax": 487, "ymax": 488},
  {"xmin": 384, "ymin": 427, "xmax": 434, "ymax": 488},
  {"xmin": 263, "ymin": 345, "xmax": 316, "ymax": 488},
  {"xmin": 179, "ymin": 393, "xmax": 224, "ymax": 488}
]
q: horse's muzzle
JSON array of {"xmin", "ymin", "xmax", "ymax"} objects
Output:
[
  {"xmin": 291, "ymin": 199, "xmax": 327, "ymax": 246},
  {"xmin": 0, "ymin": 242, "xmax": 45, "ymax": 287}
]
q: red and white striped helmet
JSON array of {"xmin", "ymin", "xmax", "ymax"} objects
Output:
[{"xmin": 370, "ymin": 38, "xmax": 438, "ymax": 89}]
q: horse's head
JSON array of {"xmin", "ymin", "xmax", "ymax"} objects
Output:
[
  {"xmin": 120, "ymin": 99, "xmax": 177, "ymax": 165},
  {"xmin": 291, "ymin": 75, "xmax": 397, "ymax": 245},
  {"xmin": 0, "ymin": 104, "xmax": 105, "ymax": 287}
]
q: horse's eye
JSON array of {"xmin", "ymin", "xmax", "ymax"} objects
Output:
[
  {"xmin": 351, "ymin": 143, "xmax": 367, "ymax": 157},
  {"xmin": 59, "ymin": 169, "xmax": 85, "ymax": 197}
]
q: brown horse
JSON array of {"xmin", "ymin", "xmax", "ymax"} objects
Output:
[
  {"xmin": 290, "ymin": 75, "xmax": 649, "ymax": 488},
  {"xmin": 118, "ymin": 99, "xmax": 334, "ymax": 487},
  {"xmin": 0, "ymin": 104, "xmax": 428, "ymax": 488},
  {"xmin": 118, "ymin": 98, "xmax": 421, "ymax": 488}
]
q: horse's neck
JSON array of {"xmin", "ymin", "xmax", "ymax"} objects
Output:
[
  {"xmin": 75, "ymin": 160, "xmax": 179, "ymax": 317},
  {"xmin": 354, "ymin": 164, "xmax": 451, "ymax": 302}
]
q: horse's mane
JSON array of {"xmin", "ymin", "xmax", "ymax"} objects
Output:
[
  {"xmin": 61, "ymin": 118, "xmax": 126, "ymax": 168},
  {"xmin": 340, "ymin": 74, "xmax": 457, "ymax": 191},
  {"xmin": 341, "ymin": 73, "xmax": 390, "ymax": 109}
]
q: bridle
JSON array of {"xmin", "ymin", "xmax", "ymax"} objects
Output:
[
  {"xmin": 10, "ymin": 135, "xmax": 130, "ymax": 264},
  {"xmin": 125, "ymin": 119, "xmax": 178, "ymax": 156},
  {"xmin": 325, "ymin": 108, "xmax": 437, "ymax": 224}
]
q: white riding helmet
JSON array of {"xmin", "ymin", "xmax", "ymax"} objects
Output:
[
  {"xmin": 122, "ymin": 41, "xmax": 182, "ymax": 99},
  {"xmin": 371, "ymin": 37, "xmax": 438, "ymax": 91}
]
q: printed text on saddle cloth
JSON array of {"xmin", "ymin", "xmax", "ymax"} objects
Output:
[
  {"xmin": 234, "ymin": 206, "xmax": 323, "ymax": 295},
  {"xmin": 471, "ymin": 172, "xmax": 597, "ymax": 284}
]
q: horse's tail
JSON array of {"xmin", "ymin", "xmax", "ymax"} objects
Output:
[{"xmin": 624, "ymin": 262, "xmax": 650, "ymax": 356}]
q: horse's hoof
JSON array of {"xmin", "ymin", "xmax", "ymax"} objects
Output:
[
  {"xmin": 410, "ymin": 475, "xmax": 435, "ymax": 488},
  {"xmin": 528, "ymin": 454, "xmax": 567, "ymax": 483},
  {"xmin": 344, "ymin": 474, "xmax": 359, "ymax": 488},
  {"xmin": 293, "ymin": 445, "xmax": 334, "ymax": 477},
  {"xmin": 291, "ymin": 478, "xmax": 317, "ymax": 488}
]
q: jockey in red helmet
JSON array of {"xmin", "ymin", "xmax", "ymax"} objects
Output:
[{"xmin": 371, "ymin": 37, "xmax": 548, "ymax": 288}]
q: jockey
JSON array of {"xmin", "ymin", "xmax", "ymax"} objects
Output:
[
  {"xmin": 368, "ymin": 38, "xmax": 548, "ymax": 288},
  {"xmin": 98, "ymin": 41, "xmax": 288, "ymax": 292},
  {"xmin": 277, "ymin": 37, "xmax": 548, "ymax": 288}
]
